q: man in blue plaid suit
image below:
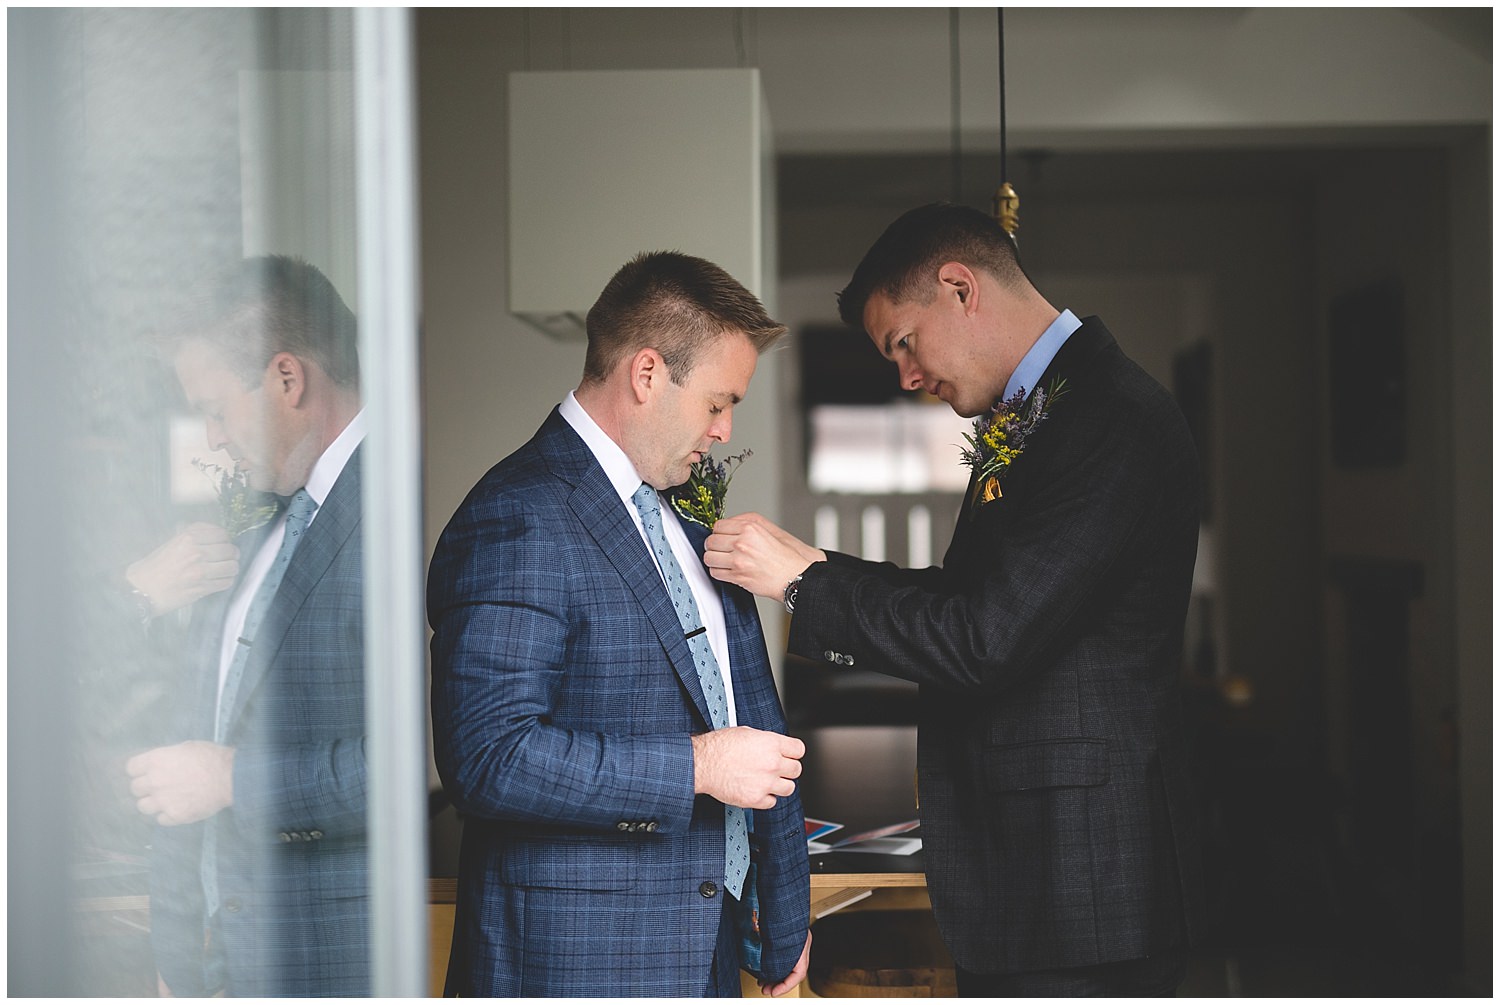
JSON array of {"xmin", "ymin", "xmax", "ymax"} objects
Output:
[
  {"xmin": 127, "ymin": 257, "xmax": 371, "ymax": 995},
  {"xmin": 428, "ymin": 251, "xmax": 812, "ymax": 997}
]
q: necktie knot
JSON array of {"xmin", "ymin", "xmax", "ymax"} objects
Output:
[
  {"xmin": 631, "ymin": 482, "xmax": 660, "ymax": 518},
  {"xmin": 286, "ymin": 487, "xmax": 317, "ymax": 525}
]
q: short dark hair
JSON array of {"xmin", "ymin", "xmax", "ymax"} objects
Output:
[
  {"xmin": 169, "ymin": 255, "xmax": 360, "ymax": 388},
  {"xmin": 583, "ymin": 251, "xmax": 786, "ymax": 384},
  {"xmin": 836, "ymin": 202, "xmax": 1029, "ymax": 328}
]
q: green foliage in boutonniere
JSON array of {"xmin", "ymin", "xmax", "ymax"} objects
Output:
[
  {"xmin": 669, "ymin": 449, "xmax": 752, "ymax": 529},
  {"xmin": 959, "ymin": 377, "xmax": 1068, "ymax": 507},
  {"xmin": 193, "ymin": 459, "xmax": 280, "ymax": 536}
]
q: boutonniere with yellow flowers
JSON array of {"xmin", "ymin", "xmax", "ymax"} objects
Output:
[
  {"xmin": 960, "ymin": 377, "xmax": 1068, "ymax": 507},
  {"xmin": 669, "ymin": 449, "xmax": 752, "ymax": 529},
  {"xmin": 194, "ymin": 459, "xmax": 280, "ymax": 536}
]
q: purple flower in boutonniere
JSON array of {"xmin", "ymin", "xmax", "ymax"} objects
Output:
[
  {"xmin": 959, "ymin": 377, "xmax": 1068, "ymax": 508},
  {"xmin": 193, "ymin": 458, "xmax": 279, "ymax": 536},
  {"xmin": 669, "ymin": 449, "xmax": 753, "ymax": 529}
]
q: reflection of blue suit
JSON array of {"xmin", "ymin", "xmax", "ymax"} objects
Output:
[
  {"xmin": 429, "ymin": 409, "xmax": 809, "ymax": 996},
  {"xmin": 150, "ymin": 449, "xmax": 369, "ymax": 997}
]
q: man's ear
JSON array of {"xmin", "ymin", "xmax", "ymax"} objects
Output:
[
  {"xmin": 628, "ymin": 347, "xmax": 664, "ymax": 405},
  {"xmin": 267, "ymin": 352, "xmax": 307, "ymax": 408},
  {"xmin": 936, "ymin": 261, "xmax": 980, "ymax": 317}
]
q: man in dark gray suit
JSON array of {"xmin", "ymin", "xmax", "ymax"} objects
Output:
[
  {"xmin": 706, "ymin": 203, "xmax": 1205, "ymax": 996},
  {"xmin": 126, "ymin": 256, "xmax": 371, "ymax": 996}
]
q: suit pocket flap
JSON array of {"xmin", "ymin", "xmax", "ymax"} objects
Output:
[
  {"xmin": 497, "ymin": 836, "xmax": 639, "ymax": 892},
  {"xmin": 983, "ymin": 738, "xmax": 1109, "ymax": 792}
]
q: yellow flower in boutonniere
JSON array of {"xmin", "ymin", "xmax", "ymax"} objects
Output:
[
  {"xmin": 668, "ymin": 449, "xmax": 753, "ymax": 529},
  {"xmin": 959, "ymin": 377, "xmax": 1068, "ymax": 508},
  {"xmin": 193, "ymin": 458, "xmax": 280, "ymax": 536}
]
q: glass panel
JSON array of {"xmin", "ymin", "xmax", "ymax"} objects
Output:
[{"xmin": 9, "ymin": 9, "xmax": 421, "ymax": 995}]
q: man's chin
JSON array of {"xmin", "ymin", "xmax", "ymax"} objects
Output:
[{"xmin": 243, "ymin": 471, "xmax": 279, "ymax": 494}]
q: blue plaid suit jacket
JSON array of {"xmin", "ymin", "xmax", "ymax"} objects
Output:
[
  {"xmin": 150, "ymin": 449, "xmax": 370, "ymax": 997},
  {"xmin": 428, "ymin": 409, "xmax": 810, "ymax": 996}
]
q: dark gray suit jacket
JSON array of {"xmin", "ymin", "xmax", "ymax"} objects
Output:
[
  {"xmin": 790, "ymin": 318, "xmax": 1205, "ymax": 974},
  {"xmin": 150, "ymin": 448, "xmax": 369, "ymax": 996}
]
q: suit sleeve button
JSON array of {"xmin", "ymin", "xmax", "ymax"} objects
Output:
[
  {"xmin": 699, "ymin": 881, "xmax": 719, "ymax": 898},
  {"xmin": 310, "ymin": 830, "xmax": 323, "ymax": 840},
  {"xmin": 617, "ymin": 821, "xmax": 630, "ymax": 831},
  {"xmin": 646, "ymin": 822, "xmax": 659, "ymax": 832}
]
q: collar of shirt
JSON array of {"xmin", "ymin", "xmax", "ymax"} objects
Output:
[
  {"xmin": 302, "ymin": 408, "xmax": 367, "ymax": 521},
  {"xmin": 560, "ymin": 391, "xmax": 649, "ymax": 510},
  {"xmin": 1004, "ymin": 309, "xmax": 1081, "ymax": 401}
]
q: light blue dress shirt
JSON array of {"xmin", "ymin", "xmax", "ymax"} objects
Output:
[{"xmin": 1004, "ymin": 309, "xmax": 1081, "ymax": 401}]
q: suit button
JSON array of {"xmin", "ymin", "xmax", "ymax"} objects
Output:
[
  {"xmin": 223, "ymin": 898, "xmax": 242, "ymax": 914},
  {"xmin": 823, "ymin": 651, "xmax": 836, "ymax": 662},
  {"xmin": 842, "ymin": 654, "xmax": 856, "ymax": 666},
  {"xmin": 646, "ymin": 822, "xmax": 659, "ymax": 833},
  {"xmin": 699, "ymin": 881, "xmax": 719, "ymax": 899},
  {"xmin": 309, "ymin": 830, "xmax": 323, "ymax": 840},
  {"xmin": 617, "ymin": 822, "xmax": 630, "ymax": 831},
  {"xmin": 277, "ymin": 832, "xmax": 292, "ymax": 843}
]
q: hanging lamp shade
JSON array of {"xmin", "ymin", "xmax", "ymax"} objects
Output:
[{"xmin": 508, "ymin": 69, "xmax": 775, "ymax": 339}]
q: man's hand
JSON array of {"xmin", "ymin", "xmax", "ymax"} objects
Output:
[
  {"xmin": 759, "ymin": 931, "xmax": 812, "ymax": 997},
  {"xmin": 691, "ymin": 726, "xmax": 804, "ymax": 809},
  {"xmin": 126, "ymin": 523, "xmax": 239, "ymax": 618},
  {"xmin": 704, "ymin": 513, "xmax": 826, "ymax": 601},
  {"xmin": 126, "ymin": 741, "xmax": 235, "ymax": 826}
]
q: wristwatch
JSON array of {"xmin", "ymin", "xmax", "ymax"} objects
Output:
[{"xmin": 782, "ymin": 574, "xmax": 803, "ymax": 615}]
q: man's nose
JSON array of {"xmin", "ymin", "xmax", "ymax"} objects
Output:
[
  {"xmin": 897, "ymin": 359, "xmax": 924, "ymax": 392},
  {"xmin": 709, "ymin": 411, "xmax": 732, "ymax": 443},
  {"xmin": 205, "ymin": 417, "xmax": 228, "ymax": 452}
]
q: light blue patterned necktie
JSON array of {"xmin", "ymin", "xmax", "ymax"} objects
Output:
[
  {"xmin": 215, "ymin": 488, "xmax": 318, "ymax": 741},
  {"xmin": 632, "ymin": 483, "xmax": 750, "ymax": 899},
  {"xmin": 203, "ymin": 488, "xmax": 318, "ymax": 916}
]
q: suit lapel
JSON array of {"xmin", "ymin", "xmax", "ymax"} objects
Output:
[
  {"xmin": 541, "ymin": 412, "xmax": 716, "ymax": 727},
  {"xmin": 223, "ymin": 447, "xmax": 363, "ymax": 731}
]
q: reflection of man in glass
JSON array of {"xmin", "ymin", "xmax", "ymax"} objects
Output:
[{"xmin": 126, "ymin": 256, "xmax": 370, "ymax": 996}]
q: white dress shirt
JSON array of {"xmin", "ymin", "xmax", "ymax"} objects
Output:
[{"xmin": 560, "ymin": 392, "xmax": 738, "ymax": 724}]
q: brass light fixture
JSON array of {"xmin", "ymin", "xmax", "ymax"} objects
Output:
[{"xmin": 991, "ymin": 9, "xmax": 1020, "ymax": 240}]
